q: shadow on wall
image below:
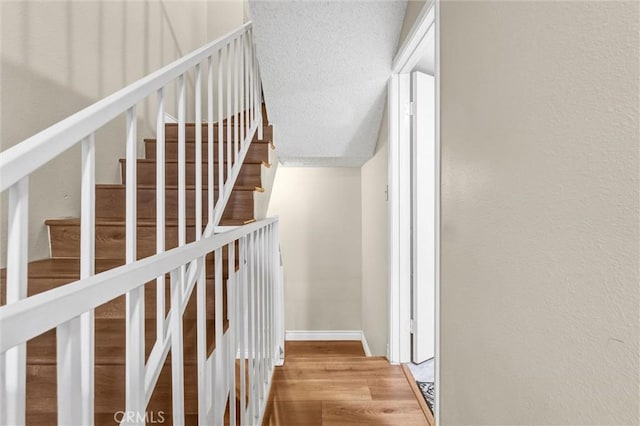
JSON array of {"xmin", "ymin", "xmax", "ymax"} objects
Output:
[{"xmin": 0, "ymin": 0, "xmax": 209, "ymax": 266}]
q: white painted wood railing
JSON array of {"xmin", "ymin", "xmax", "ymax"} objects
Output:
[{"xmin": 0, "ymin": 22, "xmax": 284, "ymax": 425}]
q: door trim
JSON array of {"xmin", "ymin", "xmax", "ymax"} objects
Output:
[{"xmin": 388, "ymin": 0, "xmax": 439, "ymax": 422}]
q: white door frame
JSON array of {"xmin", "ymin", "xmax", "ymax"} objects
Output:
[{"xmin": 387, "ymin": 0, "xmax": 439, "ymax": 419}]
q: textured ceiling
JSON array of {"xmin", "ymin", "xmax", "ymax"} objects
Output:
[{"xmin": 249, "ymin": 0, "xmax": 407, "ymax": 167}]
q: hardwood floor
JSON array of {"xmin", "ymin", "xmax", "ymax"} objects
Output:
[{"xmin": 262, "ymin": 341, "xmax": 430, "ymax": 425}]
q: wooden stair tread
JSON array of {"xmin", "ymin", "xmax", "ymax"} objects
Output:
[
  {"xmin": 143, "ymin": 137, "xmax": 271, "ymax": 144},
  {"xmin": 164, "ymin": 122, "xmax": 269, "ymax": 127},
  {"xmin": 0, "ymin": 258, "xmax": 124, "ymax": 279},
  {"xmin": 46, "ymin": 217, "xmax": 256, "ymax": 227},
  {"xmin": 118, "ymin": 158, "xmax": 268, "ymax": 165},
  {"xmin": 95, "ymin": 183, "xmax": 261, "ymax": 191},
  {"xmin": 144, "ymin": 139, "xmax": 269, "ymax": 165},
  {"xmin": 125, "ymin": 156, "xmax": 265, "ymax": 165}
]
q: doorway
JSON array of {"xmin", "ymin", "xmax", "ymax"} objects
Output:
[{"xmin": 388, "ymin": 0, "xmax": 439, "ymax": 422}]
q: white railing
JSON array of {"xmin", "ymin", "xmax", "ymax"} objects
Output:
[
  {"xmin": 0, "ymin": 219, "xmax": 284, "ymax": 425},
  {"xmin": 0, "ymin": 21, "xmax": 284, "ymax": 425}
]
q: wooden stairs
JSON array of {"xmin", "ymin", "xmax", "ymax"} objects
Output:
[{"xmin": 0, "ymin": 109, "xmax": 273, "ymax": 425}]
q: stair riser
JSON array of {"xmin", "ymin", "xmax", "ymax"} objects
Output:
[
  {"xmin": 49, "ymin": 224, "xmax": 242, "ymax": 261},
  {"xmin": 49, "ymin": 223, "xmax": 195, "ymax": 259},
  {"xmin": 145, "ymin": 140, "xmax": 269, "ymax": 163},
  {"xmin": 95, "ymin": 187, "xmax": 254, "ymax": 220},
  {"xmin": 164, "ymin": 124, "xmax": 272, "ymax": 140},
  {"xmin": 120, "ymin": 161, "xmax": 262, "ymax": 187}
]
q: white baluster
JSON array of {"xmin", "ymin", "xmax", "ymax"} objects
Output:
[
  {"xmin": 196, "ymin": 253, "xmax": 208, "ymax": 423},
  {"xmin": 264, "ymin": 226, "xmax": 269, "ymax": 381},
  {"xmin": 56, "ymin": 318, "xmax": 82, "ymax": 425},
  {"xmin": 227, "ymin": 241, "xmax": 236, "ymax": 426},
  {"xmin": 195, "ymin": 62, "xmax": 209, "ymax": 422},
  {"xmin": 247, "ymin": 232, "xmax": 255, "ymax": 421},
  {"xmin": 272, "ymin": 224, "xmax": 277, "ymax": 364},
  {"xmin": 271, "ymin": 224, "xmax": 277, "ymax": 365},
  {"xmin": 253, "ymin": 29, "xmax": 258, "ymax": 128},
  {"xmin": 227, "ymin": 43, "xmax": 232, "ymax": 176},
  {"xmin": 234, "ymin": 37, "xmax": 239, "ymax": 162},
  {"xmin": 195, "ymin": 63, "xmax": 203, "ymax": 240},
  {"xmin": 238, "ymin": 236, "xmax": 247, "ymax": 424},
  {"xmin": 156, "ymin": 88, "xmax": 166, "ymax": 341},
  {"xmin": 80, "ymin": 133, "xmax": 96, "ymax": 424},
  {"xmin": 266, "ymin": 224, "xmax": 272, "ymax": 371},
  {"xmin": 252, "ymin": 229, "xmax": 259, "ymax": 408},
  {"xmin": 240, "ymin": 35, "xmax": 245, "ymax": 147},
  {"xmin": 274, "ymin": 221, "xmax": 284, "ymax": 364},
  {"xmin": 207, "ymin": 56, "xmax": 214, "ymax": 224},
  {"xmin": 253, "ymin": 230, "xmax": 260, "ymax": 420},
  {"xmin": 258, "ymin": 227, "xmax": 264, "ymax": 399},
  {"xmin": 125, "ymin": 106, "xmax": 145, "ymax": 424},
  {"xmin": 249, "ymin": 29, "xmax": 254, "ymax": 129},
  {"xmin": 217, "ymin": 49, "xmax": 224, "ymax": 205},
  {"xmin": 178, "ymin": 73, "xmax": 186, "ymax": 295},
  {"xmin": 213, "ymin": 247, "xmax": 223, "ymax": 423},
  {"xmin": 170, "ymin": 267, "xmax": 185, "ymax": 424},
  {"xmin": 245, "ymin": 34, "xmax": 250, "ymax": 143},
  {"xmin": 254, "ymin": 30, "xmax": 264, "ymax": 141},
  {"xmin": 1, "ymin": 178, "xmax": 28, "ymax": 426}
]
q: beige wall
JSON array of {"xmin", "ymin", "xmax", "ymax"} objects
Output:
[
  {"xmin": 397, "ymin": 0, "xmax": 426, "ymax": 50},
  {"xmin": 439, "ymin": 1, "xmax": 639, "ymax": 424},
  {"xmin": 207, "ymin": 0, "xmax": 246, "ymax": 41},
  {"xmin": 0, "ymin": 1, "xmax": 244, "ymax": 266},
  {"xmin": 361, "ymin": 106, "xmax": 389, "ymax": 356},
  {"xmin": 360, "ymin": 0, "xmax": 427, "ymax": 357},
  {"xmin": 267, "ymin": 167, "xmax": 362, "ymax": 331}
]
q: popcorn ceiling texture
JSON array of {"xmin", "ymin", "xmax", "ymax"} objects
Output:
[{"xmin": 248, "ymin": 0, "xmax": 406, "ymax": 167}]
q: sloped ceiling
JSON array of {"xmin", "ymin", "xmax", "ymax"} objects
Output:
[{"xmin": 248, "ymin": 0, "xmax": 407, "ymax": 167}]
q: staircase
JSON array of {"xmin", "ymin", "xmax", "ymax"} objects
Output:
[
  {"xmin": 1, "ymin": 22, "xmax": 284, "ymax": 426},
  {"xmin": 0, "ymin": 110, "xmax": 273, "ymax": 425}
]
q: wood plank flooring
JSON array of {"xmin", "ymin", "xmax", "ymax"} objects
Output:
[{"xmin": 262, "ymin": 341, "xmax": 429, "ymax": 425}]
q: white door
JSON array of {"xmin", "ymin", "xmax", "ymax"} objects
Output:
[{"xmin": 411, "ymin": 71, "xmax": 436, "ymax": 363}]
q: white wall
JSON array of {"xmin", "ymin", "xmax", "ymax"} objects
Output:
[
  {"xmin": 267, "ymin": 167, "xmax": 362, "ymax": 331},
  {"xmin": 360, "ymin": 107, "xmax": 389, "ymax": 356},
  {"xmin": 439, "ymin": 1, "xmax": 639, "ymax": 424},
  {"xmin": 0, "ymin": 0, "xmax": 244, "ymax": 266}
]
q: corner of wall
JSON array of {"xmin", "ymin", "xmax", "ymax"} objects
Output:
[{"xmin": 360, "ymin": 105, "xmax": 390, "ymax": 357}]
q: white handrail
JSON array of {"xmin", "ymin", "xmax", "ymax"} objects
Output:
[{"xmin": 0, "ymin": 22, "xmax": 250, "ymax": 193}]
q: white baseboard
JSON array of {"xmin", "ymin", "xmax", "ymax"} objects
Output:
[
  {"xmin": 285, "ymin": 330, "xmax": 362, "ymax": 341},
  {"xmin": 360, "ymin": 333, "xmax": 372, "ymax": 357},
  {"xmin": 285, "ymin": 330, "xmax": 372, "ymax": 356}
]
